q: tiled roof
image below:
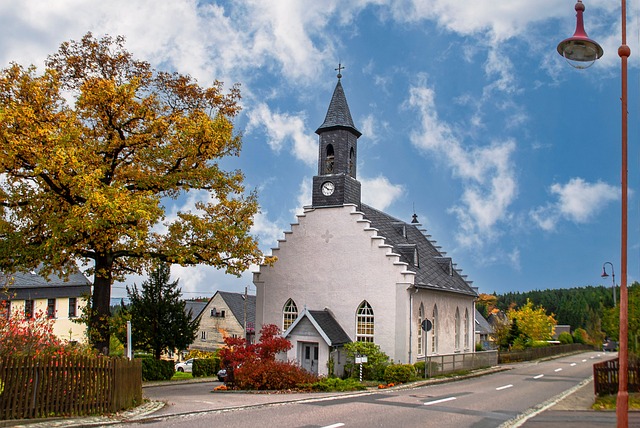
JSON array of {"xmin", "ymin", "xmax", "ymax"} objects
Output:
[
  {"xmin": 219, "ymin": 291, "xmax": 256, "ymax": 326},
  {"xmin": 308, "ymin": 309, "xmax": 351, "ymax": 346},
  {"xmin": 315, "ymin": 80, "xmax": 361, "ymax": 137},
  {"xmin": 359, "ymin": 204, "xmax": 477, "ymax": 297},
  {"xmin": 475, "ymin": 309, "xmax": 493, "ymax": 334},
  {"xmin": 184, "ymin": 300, "xmax": 207, "ymax": 322}
]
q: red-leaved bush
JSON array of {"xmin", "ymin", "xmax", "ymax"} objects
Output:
[
  {"xmin": 0, "ymin": 308, "xmax": 94, "ymax": 358},
  {"xmin": 218, "ymin": 324, "xmax": 318, "ymax": 390}
]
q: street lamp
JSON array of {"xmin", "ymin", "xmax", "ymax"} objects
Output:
[
  {"xmin": 558, "ymin": 1, "xmax": 630, "ymax": 426},
  {"xmin": 601, "ymin": 262, "xmax": 617, "ymax": 307}
]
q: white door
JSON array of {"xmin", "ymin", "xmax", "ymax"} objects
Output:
[{"xmin": 301, "ymin": 343, "xmax": 319, "ymax": 374}]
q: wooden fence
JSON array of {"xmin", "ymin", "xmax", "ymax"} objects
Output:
[
  {"xmin": 0, "ymin": 355, "xmax": 142, "ymax": 420},
  {"xmin": 498, "ymin": 343, "xmax": 594, "ymax": 364},
  {"xmin": 593, "ymin": 357, "xmax": 640, "ymax": 396}
]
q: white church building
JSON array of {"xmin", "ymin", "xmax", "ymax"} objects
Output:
[{"xmin": 254, "ymin": 72, "xmax": 478, "ymax": 377}]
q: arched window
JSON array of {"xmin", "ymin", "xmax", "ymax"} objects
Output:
[
  {"xmin": 455, "ymin": 308, "xmax": 461, "ymax": 350},
  {"xmin": 431, "ymin": 305, "xmax": 438, "ymax": 354},
  {"xmin": 417, "ymin": 303, "xmax": 425, "ymax": 355},
  {"xmin": 325, "ymin": 144, "xmax": 335, "ymax": 174},
  {"xmin": 349, "ymin": 147, "xmax": 355, "ymax": 176},
  {"xmin": 283, "ymin": 299, "xmax": 298, "ymax": 331},
  {"xmin": 356, "ymin": 301, "xmax": 374, "ymax": 342},
  {"xmin": 464, "ymin": 308, "xmax": 470, "ymax": 349}
]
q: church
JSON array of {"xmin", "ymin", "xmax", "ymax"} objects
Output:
[{"xmin": 254, "ymin": 71, "xmax": 478, "ymax": 377}]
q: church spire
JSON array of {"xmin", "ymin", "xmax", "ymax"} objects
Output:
[{"xmin": 315, "ymin": 65, "xmax": 361, "ymax": 137}]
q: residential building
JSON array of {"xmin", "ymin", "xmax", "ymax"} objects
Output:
[{"xmin": 1, "ymin": 267, "xmax": 91, "ymax": 344}]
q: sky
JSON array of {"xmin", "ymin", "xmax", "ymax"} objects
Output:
[{"xmin": 1, "ymin": 0, "xmax": 639, "ymax": 300}]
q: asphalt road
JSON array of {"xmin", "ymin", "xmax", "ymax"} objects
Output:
[{"xmin": 124, "ymin": 351, "xmax": 638, "ymax": 428}]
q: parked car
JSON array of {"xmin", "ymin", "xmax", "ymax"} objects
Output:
[
  {"xmin": 175, "ymin": 358, "xmax": 194, "ymax": 373},
  {"xmin": 603, "ymin": 340, "xmax": 618, "ymax": 352}
]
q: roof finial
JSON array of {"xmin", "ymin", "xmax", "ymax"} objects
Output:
[{"xmin": 335, "ymin": 63, "xmax": 344, "ymax": 79}]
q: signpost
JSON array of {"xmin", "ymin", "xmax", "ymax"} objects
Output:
[
  {"xmin": 421, "ymin": 319, "xmax": 432, "ymax": 378},
  {"xmin": 355, "ymin": 355, "xmax": 368, "ymax": 382}
]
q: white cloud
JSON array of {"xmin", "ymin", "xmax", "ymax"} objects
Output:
[
  {"xmin": 247, "ymin": 103, "xmax": 317, "ymax": 165},
  {"xmin": 361, "ymin": 175, "xmax": 404, "ymax": 211},
  {"xmin": 531, "ymin": 178, "xmax": 619, "ymax": 230},
  {"xmin": 407, "ymin": 81, "xmax": 517, "ymax": 247}
]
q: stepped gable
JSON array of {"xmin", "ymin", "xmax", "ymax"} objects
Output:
[{"xmin": 359, "ymin": 204, "xmax": 477, "ymax": 297}]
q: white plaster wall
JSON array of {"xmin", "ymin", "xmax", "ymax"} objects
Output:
[{"xmin": 255, "ymin": 204, "xmax": 415, "ymax": 363}]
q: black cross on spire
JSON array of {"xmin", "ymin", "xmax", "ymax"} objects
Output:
[{"xmin": 335, "ymin": 63, "xmax": 344, "ymax": 79}]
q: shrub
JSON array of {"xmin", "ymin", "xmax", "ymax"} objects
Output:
[
  {"xmin": 233, "ymin": 359, "xmax": 317, "ymax": 390},
  {"xmin": 193, "ymin": 357, "xmax": 220, "ymax": 377},
  {"xmin": 530, "ymin": 340, "xmax": 550, "ymax": 348},
  {"xmin": 344, "ymin": 341, "xmax": 389, "ymax": 381},
  {"xmin": 306, "ymin": 377, "xmax": 366, "ymax": 392},
  {"xmin": 573, "ymin": 328, "xmax": 589, "ymax": 345},
  {"xmin": 383, "ymin": 364, "xmax": 414, "ymax": 384},
  {"xmin": 141, "ymin": 358, "xmax": 175, "ymax": 381},
  {"xmin": 558, "ymin": 332, "xmax": 574, "ymax": 344}
]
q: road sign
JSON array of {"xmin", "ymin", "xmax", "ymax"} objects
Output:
[{"xmin": 421, "ymin": 319, "xmax": 432, "ymax": 332}]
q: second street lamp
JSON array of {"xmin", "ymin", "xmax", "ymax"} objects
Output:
[{"xmin": 601, "ymin": 262, "xmax": 617, "ymax": 307}]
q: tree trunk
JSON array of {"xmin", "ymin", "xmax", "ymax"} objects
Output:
[{"xmin": 91, "ymin": 254, "xmax": 113, "ymax": 355}]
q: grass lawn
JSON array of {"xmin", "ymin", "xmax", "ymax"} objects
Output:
[
  {"xmin": 593, "ymin": 393, "xmax": 640, "ymax": 410},
  {"xmin": 172, "ymin": 372, "xmax": 194, "ymax": 381}
]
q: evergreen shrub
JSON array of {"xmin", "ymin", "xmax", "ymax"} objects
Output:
[
  {"xmin": 558, "ymin": 332, "xmax": 574, "ymax": 344},
  {"xmin": 193, "ymin": 357, "xmax": 220, "ymax": 377},
  {"xmin": 141, "ymin": 358, "xmax": 175, "ymax": 381},
  {"xmin": 383, "ymin": 364, "xmax": 415, "ymax": 384}
]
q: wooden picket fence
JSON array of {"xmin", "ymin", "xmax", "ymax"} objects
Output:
[
  {"xmin": 593, "ymin": 357, "xmax": 640, "ymax": 396},
  {"xmin": 0, "ymin": 355, "xmax": 142, "ymax": 420}
]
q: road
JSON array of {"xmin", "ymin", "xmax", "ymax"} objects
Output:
[{"xmin": 123, "ymin": 351, "xmax": 616, "ymax": 428}]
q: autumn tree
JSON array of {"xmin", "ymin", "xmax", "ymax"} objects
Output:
[
  {"xmin": 507, "ymin": 299, "xmax": 556, "ymax": 342},
  {"xmin": 121, "ymin": 262, "xmax": 199, "ymax": 359},
  {"xmin": 0, "ymin": 33, "xmax": 273, "ymax": 354}
]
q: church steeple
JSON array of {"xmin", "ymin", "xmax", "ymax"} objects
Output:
[{"xmin": 312, "ymin": 66, "xmax": 362, "ymax": 208}]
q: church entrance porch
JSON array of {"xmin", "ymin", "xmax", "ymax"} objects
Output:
[{"xmin": 299, "ymin": 342, "xmax": 319, "ymax": 375}]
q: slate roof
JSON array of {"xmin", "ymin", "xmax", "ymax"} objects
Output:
[
  {"xmin": 218, "ymin": 291, "xmax": 256, "ymax": 327},
  {"xmin": 284, "ymin": 308, "xmax": 352, "ymax": 346},
  {"xmin": 1, "ymin": 267, "xmax": 92, "ymax": 300},
  {"xmin": 359, "ymin": 203, "xmax": 477, "ymax": 297},
  {"xmin": 475, "ymin": 309, "xmax": 493, "ymax": 335},
  {"xmin": 315, "ymin": 79, "xmax": 361, "ymax": 137},
  {"xmin": 308, "ymin": 309, "xmax": 351, "ymax": 346},
  {"xmin": 184, "ymin": 300, "xmax": 207, "ymax": 322}
]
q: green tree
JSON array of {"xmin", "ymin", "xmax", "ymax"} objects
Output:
[
  {"xmin": 0, "ymin": 33, "xmax": 273, "ymax": 354},
  {"xmin": 123, "ymin": 263, "xmax": 199, "ymax": 359}
]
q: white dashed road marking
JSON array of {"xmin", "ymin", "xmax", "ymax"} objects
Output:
[
  {"xmin": 496, "ymin": 384, "xmax": 513, "ymax": 391},
  {"xmin": 424, "ymin": 397, "xmax": 457, "ymax": 406}
]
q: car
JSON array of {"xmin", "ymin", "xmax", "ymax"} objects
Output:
[
  {"xmin": 603, "ymin": 340, "xmax": 618, "ymax": 352},
  {"xmin": 175, "ymin": 358, "xmax": 194, "ymax": 373}
]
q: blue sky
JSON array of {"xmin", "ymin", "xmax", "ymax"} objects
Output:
[{"xmin": 1, "ymin": 0, "xmax": 638, "ymax": 299}]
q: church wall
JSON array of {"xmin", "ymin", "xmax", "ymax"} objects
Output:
[
  {"xmin": 255, "ymin": 204, "xmax": 415, "ymax": 364},
  {"xmin": 412, "ymin": 289, "xmax": 475, "ymax": 356}
]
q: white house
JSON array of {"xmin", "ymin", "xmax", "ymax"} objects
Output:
[{"xmin": 254, "ymin": 73, "xmax": 478, "ymax": 377}]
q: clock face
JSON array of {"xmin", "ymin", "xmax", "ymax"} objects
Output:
[{"xmin": 321, "ymin": 181, "xmax": 335, "ymax": 196}]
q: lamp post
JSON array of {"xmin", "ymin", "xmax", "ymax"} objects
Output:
[
  {"xmin": 601, "ymin": 262, "xmax": 617, "ymax": 307},
  {"xmin": 557, "ymin": 1, "xmax": 629, "ymax": 427}
]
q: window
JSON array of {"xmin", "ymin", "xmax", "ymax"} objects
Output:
[
  {"xmin": 455, "ymin": 308, "xmax": 461, "ymax": 350},
  {"xmin": 1, "ymin": 300, "xmax": 10, "ymax": 319},
  {"xmin": 431, "ymin": 305, "xmax": 438, "ymax": 354},
  {"xmin": 283, "ymin": 299, "xmax": 298, "ymax": 331},
  {"xmin": 47, "ymin": 298, "xmax": 56, "ymax": 319},
  {"xmin": 200, "ymin": 331, "xmax": 206, "ymax": 340},
  {"xmin": 356, "ymin": 301, "xmax": 374, "ymax": 342},
  {"xmin": 68, "ymin": 297, "xmax": 77, "ymax": 318},
  {"xmin": 24, "ymin": 299, "xmax": 34, "ymax": 319},
  {"xmin": 325, "ymin": 144, "xmax": 335, "ymax": 173},
  {"xmin": 464, "ymin": 308, "xmax": 470, "ymax": 349},
  {"xmin": 417, "ymin": 303, "xmax": 425, "ymax": 355},
  {"xmin": 349, "ymin": 147, "xmax": 355, "ymax": 176}
]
